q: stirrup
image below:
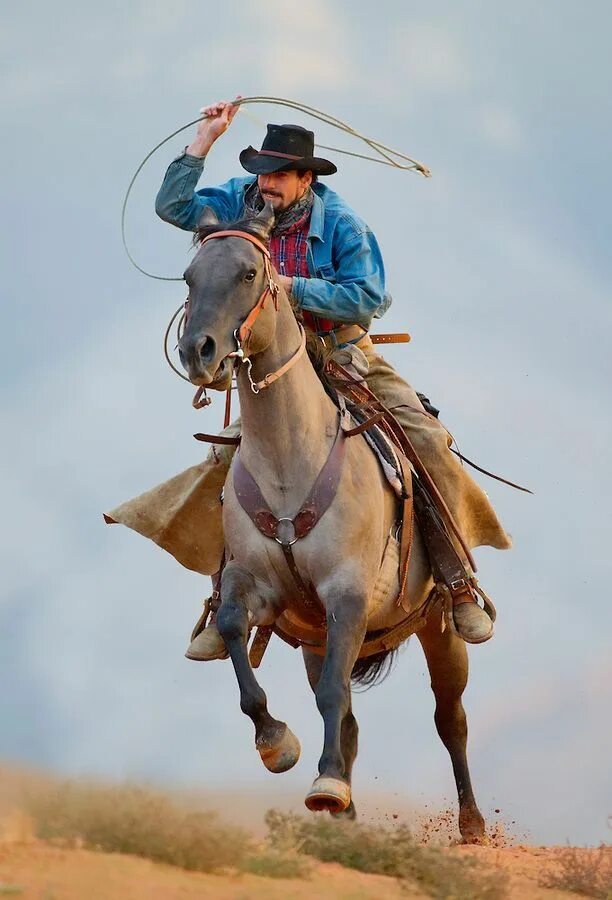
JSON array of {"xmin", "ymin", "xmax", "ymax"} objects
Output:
[
  {"xmin": 437, "ymin": 577, "xmax": 495, "ymax": 637},
  {"xmin": 189, "ymin": 596, "xmax": 218, "ymax": 642}
]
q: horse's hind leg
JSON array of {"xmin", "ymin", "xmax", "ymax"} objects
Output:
[
  {"xmin": 304, "ymin": 589, "xmax": 367, "ymax": 815},
  {"xmin": 216, "ymin": 564, "xmax": 300, "ymax": 774},
  {"xmin": 417, "ymin": 614, "xmax": 486, "ymax": 843},
  {"xmin": 303, "ymin": 648, "xmax": 358, "ymax": 820}
]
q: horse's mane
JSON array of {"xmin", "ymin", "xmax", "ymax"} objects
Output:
[{"xmin": 193, "ymin": 218, "xmax": 336, "ymax": 399}]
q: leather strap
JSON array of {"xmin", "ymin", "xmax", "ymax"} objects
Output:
[
  {"xmin": 232, "ymin": 418, "xmax": 347, "ymax": 623},
  {"xmin": 396, "ymin": 453, "xmax": 415, "ymax": 611},
  {"xmin": 232, "ymin": 418, "xmax": 346, "ymax": 542},
  {"xmin": 280, "ymin": 544, "xmax": 326, "ymax": 624},
  {"xmin": 249, "ymin": 325, "xmax": 307, "ymax": 392},
  {"xmin": 194, "ymin": 432, "xmax": 242, "ymax": 445},
  {"xmin": 318, "ymin": 326, "xmax": 411, "ymax": 347},
  {"xmin": 199, "ymin": 229, "xmax": 272, "ymax": 257},
  {"xmin": 371, "ymin": 333, "xmax": 411, "ymax": 345},
  {"xmin": 341, "ymin": 411, "xmax": 385, "ymax": 437},
  {"xmin": 271, "ymin": 587, "xmax": 441, "ymax": 659},
  {"xmin": 412, "ymin": 480, "xmax": 477, "ymax": 609},
  {"xmin": 319, "ymin": 324, "xmax": 367, "ymax": 346},
  {"xmin": 199, "ymin": 230, "xmax": 279, "ymax": 350},
  {"xmin": 249, "ymin": 626, "xmax": 274, "ymax": 668},
  {"xmin": 450, "ymin": 448, "xmax": 532, "ymax": 494},
  {"xmin": 224, "ymin": 388, "xmax": 232, "ymax": 429},
  {"xmin": 258, "ymin": 149, "xmax": 302, "ymax": 161}
]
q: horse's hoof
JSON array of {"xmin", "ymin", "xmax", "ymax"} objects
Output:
[
  {"xmin": 257, "ymin": 725, "xmax": 301, "ymax": 773},
  {"xmin": 305, "ymin": 776, "xmax": 351, "ymax": 814},
  {"xmin": 459, "ymin": 808, "xmax": 486, "ymax": 844}
]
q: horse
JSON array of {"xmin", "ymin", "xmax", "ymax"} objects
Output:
[{"xmin": 178, "ymin": 201, "xmax": 486, "ymax": 842}]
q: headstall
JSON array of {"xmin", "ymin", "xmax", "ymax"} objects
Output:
[{"xmin": 191, "ymin": 229, "xmax": 306, "ymax": 410}]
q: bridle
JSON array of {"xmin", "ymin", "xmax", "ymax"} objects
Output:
[{"xmin": 190, "ymin": 229, "xmax": 307, "ymax": 408}]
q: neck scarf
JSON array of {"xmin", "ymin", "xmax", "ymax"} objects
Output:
[{"xmin": 243, "ymin": 181, "xmax": 314, "ymax": 236}]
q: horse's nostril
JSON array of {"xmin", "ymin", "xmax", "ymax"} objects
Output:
[{"xmin": 199, "ymin": 336, "xmax": 216, "ymax": 363}]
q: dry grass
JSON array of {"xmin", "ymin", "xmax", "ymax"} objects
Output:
[
  {"xmin": 23, "ymin": 780, "xmax": 252, "ymax": 873},
  {"xmin": 540, "ymin": 844, "xmax": 612, "ymax": 898},
  {"xmin": 4, "ymin": 774, "xmax": 560, "ymax": 896},
  {"xmin": 241, "ymin": 847, "xmax": 313, "ymax": 879},
  {"xmin": 264, "ymin": 810, "xmax": 509, "ymax": 899}
]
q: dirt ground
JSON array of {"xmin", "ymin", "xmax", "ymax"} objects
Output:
[
  {"xmin": 0, "ymin": 766, "xmax": 605, "ymax": 899},
  {"xmin": 0, "ymin": 839, "xmax": 599, "ymax": 900}
]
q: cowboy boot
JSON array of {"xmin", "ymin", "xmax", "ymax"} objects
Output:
[
  {"xmin": 185, "ymin": 592, "xmax": 228, "ymax": 661},
  {"xmin": 185, "ymin": 619, "xmax": 229, "ymax": 661},
  {"xmin": 452, "ymin": 598, "xmax": 494, "ymax": 644}
]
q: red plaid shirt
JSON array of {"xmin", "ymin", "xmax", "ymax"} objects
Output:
[{"xmin": 269, "ymin": 209, "xmax": 338, "ymax": 334}]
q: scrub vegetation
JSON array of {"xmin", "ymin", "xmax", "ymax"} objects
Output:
[
  {"xmin": 539, "ymin": 843, "xmax": 612, "ymax": 898},
  {"xmin": 18, "ymin": 779, "xmax": 509, "ymax": 897}
]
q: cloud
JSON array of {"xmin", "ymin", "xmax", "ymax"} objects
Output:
[
  {"xmin": 250, "ymin": 0, "xmax": 360, "ymax": 93},
  {"xmin": 479, "ymin": 103, "xmax": 523, "ymax": 150},
  {"xmin": 390, "ymin": 21, "xmax": 471, "ymax": 93}
]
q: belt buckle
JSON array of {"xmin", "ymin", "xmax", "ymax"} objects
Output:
[{"xmin": 450, "ymin": 578, "xmax": 467, "ymax": 593}]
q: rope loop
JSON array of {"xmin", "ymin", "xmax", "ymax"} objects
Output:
[{"xmin": 122, "ymin": 95, "xmax": 431, "ymax": 282}]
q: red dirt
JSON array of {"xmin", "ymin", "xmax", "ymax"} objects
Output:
[{"xmin": 0, "ymin": 827, "xmax": 602, "ymax": 900}]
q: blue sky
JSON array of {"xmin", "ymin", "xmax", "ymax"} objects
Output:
[{"xmin": 1, "ymin": 0, "xmax": 610, "ymax": 844}]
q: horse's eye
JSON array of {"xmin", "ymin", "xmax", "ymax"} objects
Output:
[{"xmin": 244, "ymin": 270, "xmax": 256, "ymax": 282}]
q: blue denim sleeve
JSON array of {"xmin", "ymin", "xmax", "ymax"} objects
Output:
[
  {"xmin": 291, "ymin": 229, "xmax": 388, "ymax": 327},
  {"xmin": 155, "ymin": 153, "xmax": 245, "ymax": 231}
]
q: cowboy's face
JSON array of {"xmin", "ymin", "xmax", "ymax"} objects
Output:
[{"xmin": 257, "ymin": 169, "xmax": 313, "ymax": 212}]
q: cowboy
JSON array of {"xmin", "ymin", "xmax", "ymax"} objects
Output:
[{"xmin": 114, "ymin": 98, "xmax": 510, "ymax": 658}]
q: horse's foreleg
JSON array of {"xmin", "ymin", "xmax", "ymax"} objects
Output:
[
  {"xmin": 304, "ymin": 590, "xmax": 367, "ymax": 814},
  {"xmin": 303, "ymin": 648, "xmax": 359, "ymax": 820},
  {"xmin": 217, "ymin": 565, "xmax": 300, "ymax": 773},
  {"xmin": 417, "ymin": 614, "xmax": 486, "ymax": 843}
]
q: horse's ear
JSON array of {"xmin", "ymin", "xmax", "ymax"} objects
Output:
[
  {"xmin": 250, "ymin": 200, "xmax": 276, "ymax": 240},
  {"xmin": 198, "ymin": 205, "xmax": 219, "ymax": 229}
]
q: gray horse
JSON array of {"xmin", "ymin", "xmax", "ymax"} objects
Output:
[{"xmin": 179, "ymin": 201, "xmax": 486, "ymax": 842}]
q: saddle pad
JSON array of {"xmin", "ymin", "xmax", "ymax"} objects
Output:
[{"xmin": 347, "ymin": 404, "xmax": 405, "ymax": 498}]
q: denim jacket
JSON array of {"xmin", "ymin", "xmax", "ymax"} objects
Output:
[{"xmin": 155, "ymin": 152, "xmax": 392, "ymax": 327}]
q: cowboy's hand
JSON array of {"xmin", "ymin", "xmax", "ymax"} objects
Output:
[
  {"xmin": 277, "ymin": 275, "xmax": 293, "ymax": 295},
  {"xmin": 186, "ymin": 95, "xmax": 242, "ymax": 157}
]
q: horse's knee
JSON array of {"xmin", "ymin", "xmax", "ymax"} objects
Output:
[{"xmin": 216, "ymin": 601, "xmax": 248, "ymax": 644}]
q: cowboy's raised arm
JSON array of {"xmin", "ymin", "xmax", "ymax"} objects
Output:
[{"xmin": 155, "ymin": 98, "xmax": 242, "ymax": 230}]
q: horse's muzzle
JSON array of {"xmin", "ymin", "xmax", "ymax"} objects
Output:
[{"xmin": 179, "ymin": 333, "xmax": 218, "ymax": 384}]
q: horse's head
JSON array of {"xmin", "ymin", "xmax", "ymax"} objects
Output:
[{"xmin": 178, "ymin": 202, "xmax": 279, "ymax": 386}]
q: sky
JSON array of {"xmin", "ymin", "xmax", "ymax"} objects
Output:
[{"xmin": 1, "ymin": 0, "xmax": 611, "ymax": 845}]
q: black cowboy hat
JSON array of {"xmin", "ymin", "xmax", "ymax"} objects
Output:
[{"xmin": 239, "ymin": 124, "xmax": 337, "ymax": 176}]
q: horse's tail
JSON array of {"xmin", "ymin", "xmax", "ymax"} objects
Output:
[{"xmin": 350, "ymin": 645, "xmax": 403, "ymax": 690}]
